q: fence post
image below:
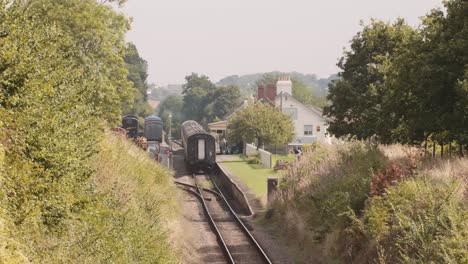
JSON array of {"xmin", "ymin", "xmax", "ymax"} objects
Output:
[{"xmin": 267, "ymin": 177, "xmax": 278, "ymax": 206}]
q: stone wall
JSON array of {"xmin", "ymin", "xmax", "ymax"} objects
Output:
[
  {"xmin": 212, "ymin": 163, "xmax": 253, "ymax": 215},
  {"xmin": 245, "ymin": 143, "xmax": 272, "ymax": 169}
]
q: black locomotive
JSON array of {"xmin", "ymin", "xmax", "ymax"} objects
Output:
[
  {"xmin": 181, "ymin": 120, "xmax": 216, "ymax": 171},
  {"xmin": 122, "ymin": 115, "xmax": 139, "ymax": 139}
]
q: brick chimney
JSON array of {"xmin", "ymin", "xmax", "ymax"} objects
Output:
[
  {"xmin": 258, "ymin": 83, "xmax": 277, "ymax": 102},
  {"xmin": 266, "ymin": 84, "xmax": 276, "ymax": 102},
  {"xmin": 258, "ymin": 85, "xmax": 265, "ymax": 99}
]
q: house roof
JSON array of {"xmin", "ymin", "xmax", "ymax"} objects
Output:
[{"xmin": 207, "ymin": 120, "xmax": 228, "ymax": 131}]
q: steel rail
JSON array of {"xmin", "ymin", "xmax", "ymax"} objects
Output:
[
  {"xmin": 191, "ymin": 174, "xmax": 236, "ymax": 264},
  {"xmin": 209, "ymin": 175, "xmax": 273, "ymax": 264},
  {"xmin": 174, "ymin": 180, "xmax": 221, "ymax": 197},
  {"xmin": 176, "ymin": 176, "xmax": 272, "ymax": 263}
]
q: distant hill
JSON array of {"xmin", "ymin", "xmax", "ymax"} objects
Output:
[{"xmin": 217, "ymin": 72, "xmax": 338, "ymax": 97}]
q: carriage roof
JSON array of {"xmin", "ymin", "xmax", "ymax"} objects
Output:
[
  {"xmin": 144, "ymin": 115, "xmax": 163, "ymax": 123},
  {"xmin": 181, "ymin": 120, "xmax": 212, "ymax": 138}
]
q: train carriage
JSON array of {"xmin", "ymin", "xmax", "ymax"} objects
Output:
[
  {"xmin": 181, "ymin": 120, "xmax": 216, "ymax": 171},
  {"xmin": 144, "ymin": 115, "xmax": 164, "ymax": 142}
]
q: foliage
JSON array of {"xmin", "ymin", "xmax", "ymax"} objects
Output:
[
  {"xmin": 158, "ymin": 95, "xmax": 184, "ymax": 138},
  {"xmin": 204, "ymin": 85, "xmax": 242, "ymax": 122},
  {"xmin": 269, "ymin": 141, "xmax": 468, "ymax": 263},
  {"xmin": 324, "ymin": 0, "xmax": 468, "ymax": 151},
  {"xmin": 257, "ymin": 72, "xmax": 328, "ymax": 107},
  {"xmin": 122, "ymin": 42, "xmax": 153, "ymax": 117},
  {"xmin": 361, "ymin": 178, "xmax": 467, "ymax": 263},
  {"xmin": 0, "ymin": 0, "xmax": 177, "ymax": 261},
  {"xmin": 88, "ymin": 134, "xmax": 179, "ymax": 263},
  {"xmin": 370, "ymin": 150, "xmax": 420, "ymax": 196},
  {"xmin": 227, "ymin": 103, "xmax": 294, "ymax": 148},
  {"xmin": 182, "ymin": 73, "xmax": 216, "ymax": 122},
  {"xmin": 182, "ymin": 73, "xmax": 242, "ymax": 124},
  {"xmin": 218, "ymin": 71, "xmax": 336, "ymax": 98}
]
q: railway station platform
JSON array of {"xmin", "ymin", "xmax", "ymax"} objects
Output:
[{"xmin": 216, "ymin": 155, "xmax": 265, "ymax": 214}]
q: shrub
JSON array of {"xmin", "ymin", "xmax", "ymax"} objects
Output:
[
  {"xmin": 363, "ymin": 178, "xmax": 467, "ymax": 263},
  {"xmin": 246, "ymin": 153, "xmax": 260, "ymax": 164},
  {"xmin": 278, "ymin": 142, "xmax": 387, "ymax": 230},
  {"xmin": 270, "ymin": 143, "xmax": 467, "ymax": 263}
]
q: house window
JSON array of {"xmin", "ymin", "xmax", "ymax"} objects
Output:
[
  {"xmin": 304, "ymin": 125, "xmax": 313, "ymax": 135},
  {"xmin": 316, "ymin": 125, "xmax": 321, "ymax": 132}
]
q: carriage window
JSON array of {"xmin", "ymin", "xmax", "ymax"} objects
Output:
[
  {"xmin": 198, "ymin": 139, "xmax": 205, "ymax": 160},
  {"xmin": 304, "ymin": 125, "xmax": 313, "ymax": 135}
]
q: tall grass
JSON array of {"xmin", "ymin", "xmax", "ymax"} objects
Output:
[
  {"xmin": 269, "ymin": 142, "xmax": 467, "ymax": 263},
  {"xmin": 0, "ymin": 133, "xmax": 180, "ymax": 263}
]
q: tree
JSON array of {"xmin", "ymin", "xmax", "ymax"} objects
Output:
[
  {"xmin": 158, "ymin": 95, "xmax": 184, "ymax": 137},
  {"xmin": 182, "ymin": 72, "xmax": 216, "ymax": 94},
  {"xmin": 227, "ymin": 103, "xmax": 294, "ymax": 149},
  {"xmin": 0, "ymin": 0, "xmax": 131, "ymax": 231},
  {"xmin": 122, "ymin": 42, "xmax": 153, "ymax": 117},
  {"xmin": 324, "ymin": 19, "xmax": 418, "ymax": 143},
  {"xmin": 204, "ymin": 85, "xmax": 242, "ymax": 122},
  {"xmin": 182, "ymin": 73, "xmax": 242, "ymax": 124},
  {"xmin": 324, "ymin": 0, "xmax": 467, "ymax": 155},
  {"xmin": 182, "ymin": 73, "xmax": 216, "ymax": 122}
]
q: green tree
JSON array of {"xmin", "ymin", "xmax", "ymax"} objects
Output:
[
  {"xmin": 324, "ymin": 0, "xmax": 467, "ymax": 155},
  {"xmin": 204, "ymin": 85, "xmax": 242, "ymax": 122},
  {"xmin": 227, "ymin": 103, "xmax": 294, "ymax": 148},
  {"xmin": 158, "ymin": 95, "xmax": 184, "ymax": 137},
  {"xmin": 182, "ymin": 73, "xmax": 216, "ymax": 122},
  {"xmin": 0, "ymin": 0, "xmax": 131, "ymax": 232},
  {"xmin": 324, "ymin": 19, "xmax": 418, "ymax": 143},
  {"xmin": 122, "ymin": 42, "xmax": 153, "ymax": 117},
  {"xmin": 182, "ymin": 73, "xmax": 241, "ymax": 124}
]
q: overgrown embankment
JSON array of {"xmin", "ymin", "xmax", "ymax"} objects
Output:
[
  {"xmin": 0, "ymin": 1, "xmax": 179, "ymax": 261},
  {"xmin": 0, "ymin": 134, "xmax": 179, "ymax": 263},
  {"xmin": 268, "ymin": 143, "xmax": 467, "ymax": 263}
]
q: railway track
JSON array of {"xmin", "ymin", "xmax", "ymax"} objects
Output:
[{"xmin": 175, "ymin": 174, "xmax": 272, "ymax": 264}]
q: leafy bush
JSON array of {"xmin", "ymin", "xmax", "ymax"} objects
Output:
[
  {"xmin": 246, "ymin": 153, "xmax": 260, "ymax": 164},
  {"xmin": 0, "ymin": 1, "xmax": 179, "ymax": 262},
  {"xmin": 362, "ymin": 178, "xmax": 467, "ymax": 263},
  {"xmin": 269, "ymin": 142, "xmax": 468, "ymax": 263},
  {"xmin": 278, "ymin": 142, "xmax": 387, "ymax": 233}
]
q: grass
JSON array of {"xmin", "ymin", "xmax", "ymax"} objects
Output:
[
  {"xmin": 0, "ymin": 133, "xmax": 180, "ymax": 263},
  {"xmin": 272, "ymin": 154, "xmax": 296, "ymax": 165},
  {"xmin": 264, "ymin": 142, "xmax": 468, "ymax": 263},
  {"xmin": 220, "ymin": 154, "xmax": 291, "ymax": 197}
]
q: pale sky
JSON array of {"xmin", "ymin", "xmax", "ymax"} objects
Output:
[{"xmin": 120, "ymin": 0, "xmax": 442, "ymax": 85}]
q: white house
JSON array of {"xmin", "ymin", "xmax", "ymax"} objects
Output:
[
  {"xmin": 269, "ymin": 76, "xmax": 331, "ymax": 145},
  {"xmin": 208, "ymin": 76, "xmax": 331, "ymax": 149}
]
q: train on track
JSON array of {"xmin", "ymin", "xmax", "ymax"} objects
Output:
[
  {"xmin": 144, "ymin": 115, "xmax": 163, "ymax": 142},
  {"xmin": 121, "ymin": 114, "xmax": 164, "ymax": 141},
  {"xmin": 181, "ymin": 120, "xmax": 216, "ymax": 172},
  {"xmin": 121, "ymin": 114, "xmax": 165, "ymax": 152}
]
